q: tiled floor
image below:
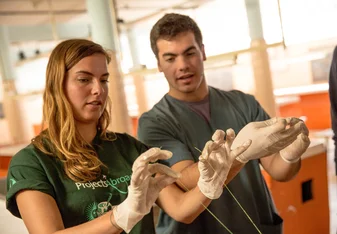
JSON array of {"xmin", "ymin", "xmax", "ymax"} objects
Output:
[{"xmin": 0, "ymin": 138, "xmax": 336, "ymax": 234}]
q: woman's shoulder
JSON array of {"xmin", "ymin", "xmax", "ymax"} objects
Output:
[
  {"xmin": 104, "ymin": 131, "xmax": 148, "ymax": 153},
  {"xmin": 10, "ymin": 142, "xmax": 50, "ymax": 168},
  {"xmin": 105, "ymin": 131, "xmax": 137, "ymax": 143}
]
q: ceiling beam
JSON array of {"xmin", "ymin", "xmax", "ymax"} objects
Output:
[
  {"xmin": 0, "ymin": 10, "xmax": 86, "ymax": 16},
  {"xmin": 7, "ymin": 23, "xmax": 90, "ymax": 43}
]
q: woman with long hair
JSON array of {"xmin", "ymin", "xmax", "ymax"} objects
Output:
[{"xmin": 6, "ymin": 39, "xmax": 250, "ymax": 234}]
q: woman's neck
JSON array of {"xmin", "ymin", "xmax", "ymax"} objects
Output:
[{"xmin": 76, "ymin": 122, "xmax": 97, "ymax": 143}]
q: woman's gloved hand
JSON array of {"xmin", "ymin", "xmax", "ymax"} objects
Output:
[
  {"xmin": 113, "ymin": 148, "xmax": 180, "ymax": 233},
  {"xmin": 197, "ymin": 129, "xmax": 251, "ymax": 199},
  {"xmin": 232, "ymin": 117, "xmax": 307, "ymax": 163}
]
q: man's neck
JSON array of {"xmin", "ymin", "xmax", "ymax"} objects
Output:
[{"xmin": 168, "ymin": 84, "xmax": 209, "ymax": 102}]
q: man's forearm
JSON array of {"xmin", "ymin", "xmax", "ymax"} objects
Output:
[
  {"xmin": 224, "ymin": 160, "xmax": 245, "ymax": 184},
  {"xmin": 175, "ymin": 163, "xmax": 199, "ymax": 191},
  {"xmin": 175, "ymin": 160, "xmax": 245, "ymax": 191},
  {"xmin": 261, "ymin": 153, "xmax": 301, "ymax": 182}
]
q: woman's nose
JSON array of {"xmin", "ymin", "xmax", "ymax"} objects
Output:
[{"xmin": 92, "ymin": 80, "xmax": 104, "ymax": 95}]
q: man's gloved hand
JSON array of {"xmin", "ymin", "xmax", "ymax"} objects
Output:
[
  {"xmin": 280, "ymin": 132, "xmax": 310, "ymax": 163},
  {"xmin": 197, "ymin": 129, "xmax": 251, "ymax": 199},
  {"xmin": 232, "ymin": 117, "xmax": 307, "ymax": 163},
  {"xmin": 113, "ymin": 148, "xmax": 180, "ymax": 233}
]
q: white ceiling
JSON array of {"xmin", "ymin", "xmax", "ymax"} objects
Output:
[{"xmin": 0, "ymin": 0, "xmax": 212, "ymax": 26}]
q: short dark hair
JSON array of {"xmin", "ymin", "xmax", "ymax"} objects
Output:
[{"xmin": 150, "ymin": 13, "xmax": 203, "ymax": 58}]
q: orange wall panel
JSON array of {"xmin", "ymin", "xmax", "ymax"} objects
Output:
[
  {"xmin": 262, "ymin": 152, "xmax": 329, "ymax": 234},
  {"xmin": 278, "ymin": 92, "xmax": 330, "ymax": 130}
]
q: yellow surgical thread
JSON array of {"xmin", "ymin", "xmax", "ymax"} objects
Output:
[{"xmin": 194, "ymin": 146, "xmax": 262, "ymax": 234}]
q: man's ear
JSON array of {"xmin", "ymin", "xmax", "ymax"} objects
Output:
[{"xmin": 201, "ymin": 44, "xmax": 206, "ymax": 61}]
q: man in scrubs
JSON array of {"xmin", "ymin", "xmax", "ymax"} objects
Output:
[{"xmin": 138, "ymin": 13, "xmax": 310, "ymax": 234}]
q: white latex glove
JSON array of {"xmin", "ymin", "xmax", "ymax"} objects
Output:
[
  {"xmin": 113, "ymin": 148, "xmax": 180, "ymax": 233},
  {"xmin": 232, "ymin": 117, "xmax": 306, "ymax": 163},
  {"xmin": 280, "ymin": 133, "xmax": 311, "ymax": 163},
  {"xmin": 197, "ymin": 129, "xmax": 251, "ymax": 199}
]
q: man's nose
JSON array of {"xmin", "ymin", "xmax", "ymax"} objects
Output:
[{"xmin": 177, "ymin": 56, "xmax": 189, "ymax": 72}]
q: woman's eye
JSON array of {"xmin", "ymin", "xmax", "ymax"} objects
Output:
[{"xmin": 77, "ymin": 78, "xmax": 89, "ymax": 83}]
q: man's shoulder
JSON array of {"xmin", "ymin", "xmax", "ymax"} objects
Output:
[
  {"xmin": 137, "ymin": 95, "xmax": 182, "ymax": 140},
  {"xmin": 139, "ymin": 95, "xmax": 176, "ymax": 123},
  {"xmin": 209, "ymin": 86, "xmax": 255, "ymax": 102}
]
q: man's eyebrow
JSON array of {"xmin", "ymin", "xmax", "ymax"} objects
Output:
[
  {"xmin": 162, "ymin": 52, "xmax": 177, "ymax": 57},
  {"xmin": 75, "ymin": 71, "xmax": 109, "ymax": 77},
  {"xmin": 183, "ymin": 46, "xmax": 197, "ymax": 53},
  {"xmin": 162, "ymin": 46, "xmax": 197, "ymax": 57}
]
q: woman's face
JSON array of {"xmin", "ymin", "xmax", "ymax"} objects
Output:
[{"xmin": 64, "ymin": 53, "xmax": 109, "ymax": 126}]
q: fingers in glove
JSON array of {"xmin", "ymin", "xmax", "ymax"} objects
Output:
[
  {"xmin": 280, "ymin": 133, "xmax": 310, "ymax": 162},
  {"xmin": 224, "ymin": 128, "xmax": 236, "ymax": 150},
  {"xmin": 279, "ymin": 120, "xmax": 305, "ymax": 140},
  {"xmin": 133, "ymin": 148, "xmax": 173, "ymax": 171},
  {"xmin": 198, "ymin": 151, "xmax": 214, "ymax": 180},
  {"xmin": 200, "ymin": 141, "xmax": 216, "ymax": 161},
  {"xmin": 250, "ymin": 117, "xmax": 284, "ymax": 129},
  {"xmin": 153, "ymin": 174, "xmax": 178, "ymax": 191},
  {"xmin": 263, "ymin": 117, "xmax": 289, "ymax": 133},
  {"xmin": 212, "ymin": 129, "xmax": 226, "ymax": 145},
  {"xmin": 148, "ymin": 163, "xmax": 181, "ymax": 179},
  {"xmin": 131, "ymin": 164, "xmax": 150, "ymax": 187},
  {"xmin": 286, "ymin": 117, "xmax": 309, "ymax": 135},
  {"xmin": 231, "ymin": 139, "xmax": 252, "ymax": 159},
  {"xmin": 293, "ymin": 133, "xmax": 311, "ymax": 154},
  {"xmin": 265, "ymin": 119, "xmax": 305, "ymax": 151}
]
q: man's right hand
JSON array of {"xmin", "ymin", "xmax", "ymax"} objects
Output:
[{"xmin": 232, "ymin": 117, "xmax": 308, "ymax": 163}]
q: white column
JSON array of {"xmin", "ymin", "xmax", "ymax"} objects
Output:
[
  {"xmin": 127, "ymin": 28, "xmax": 148, "ymax": 116},
  {"xmin": 0, "ymin": 25, "xmax": 25, "ymax": 143},
  {"xmin": 86, "ymin": 0, "xmax": 132, "ymax": 134},
  {"xmin": 244, "ymin": 0, "xmax": 277, "ymax": 117}
]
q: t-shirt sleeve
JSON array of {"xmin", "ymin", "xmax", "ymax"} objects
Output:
[
  {"xmin": 137, "ymin": 114, "xmax": 194, "ymax": 167},
  {"xmin": 228, "ymin": 90, "xmax": 270, "ymax": 123},
  {"xmin": 243, "ymin": 92, "xmax": 270, "ymax": 122},
  {"xmin": 6, "ymin": 147, "xmax": 56, "ymax": 218},
  {"xmin": 252, "ymin": 97, "xmax": 270, "ymax": 122}
]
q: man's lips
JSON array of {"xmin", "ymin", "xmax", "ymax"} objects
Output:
[{"xmin": 177, "ymin": 74, "xmax": 194, "ymax": 80}]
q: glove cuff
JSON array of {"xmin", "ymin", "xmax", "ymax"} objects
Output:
[
  {"xmin": 236, "ymin": 155, "xmax": 248, "ymax": 164},
  {"xmin": 280, "ymin": 154, "xmax": 301, "ymax": 164},
  {"xmin": 197, "ymin": 179, "xmax": 223, "ymax": 200},
  {"xmin": 113, "ymin": 200, "xmax": 144, "ymax": 233}
]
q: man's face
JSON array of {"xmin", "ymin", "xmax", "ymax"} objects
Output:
[{"xmin": 156, "ymin": 32, "xmax": 206, "ymax": 99}]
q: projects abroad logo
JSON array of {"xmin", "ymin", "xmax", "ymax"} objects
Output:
[
  {"xmin": 85, "ymin": 193, "xmax": 113, "ymax": 221},
  {"xmin": 75, "ymin": 174, "xmax": 131, "ymax": 194}
]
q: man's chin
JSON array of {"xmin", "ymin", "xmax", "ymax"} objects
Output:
[{"xmin": 179, "ymin": 87, "xmax": 197, "ymax": 94}]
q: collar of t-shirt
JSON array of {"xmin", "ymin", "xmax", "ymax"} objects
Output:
[{"xmin": 171, "ymin": 94, "xmax": 211, "ymax": 123}]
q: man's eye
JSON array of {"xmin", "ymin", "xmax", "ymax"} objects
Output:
[
  {"xmin": 101, "ymin": 79, "xmax": 109, "ymax": 83},
  {"xmin": 166, "ymin": 58, "xmax": 174, "ymax": 62},
  {"xmin": 187, "ymin": 52, "xmax": 195, "ymax": 56}
]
